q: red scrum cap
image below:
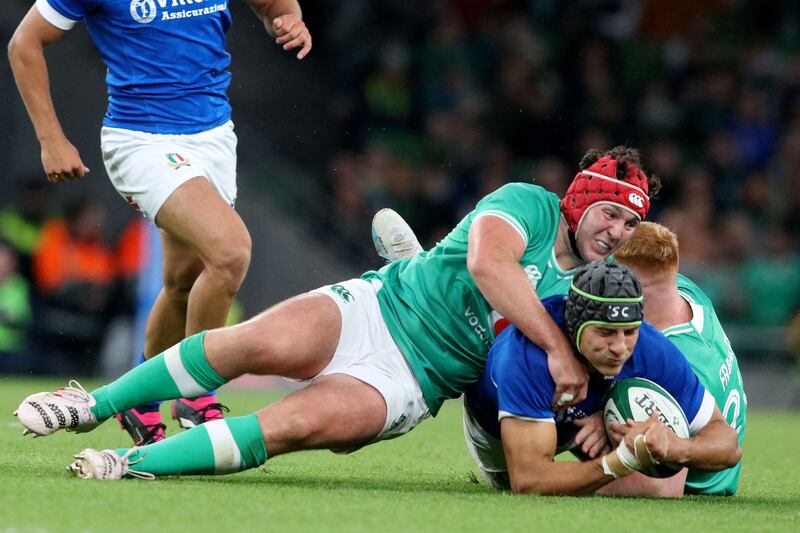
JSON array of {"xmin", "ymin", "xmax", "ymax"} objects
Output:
[{"xmin": 559, "ymin": 155, "xmax": 650, "ymax": 234}]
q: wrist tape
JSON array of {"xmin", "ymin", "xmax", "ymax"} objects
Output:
[{"xmin": 602, "ymin": 435, "xmax": 656, "ymax": 478}]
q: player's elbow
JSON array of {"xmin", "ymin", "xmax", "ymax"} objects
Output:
[
  {"xmin": 511, "ymin": 480, "xmax": 567, "ymax": 496},
  {"xmin": 466, "ymin": 250, "xmax": 487, "ymax": 279},
  {"xmin": 7, "ymin": 30, "xmax": 35, "ymax": 67},
  {"xmin": 719, "ymin": 426, "xmax": 742, "ymax": 468},
  {"xmin": 725, "ymin": 445, "xmax": 743, "ymax": 469},
  {"xmin": 509, "ymin": 478, "xmax": 539, "ymax": 495},
  {"xmin": 703, "ymin": 431, "xmax": 741, "ymax": 470},
  {"xmin": 467, "ymin": 250, "xmax": 503, "ymax": 287},
  {"xmin": 508, "ymin": 473, "xmax": 553, "ymax": 496},
  {"xmin": 7, "ymin": 33, "xmax": 21, "ymax": 62}
]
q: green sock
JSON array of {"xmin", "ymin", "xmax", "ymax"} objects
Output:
[
  {"xmin": 91, "ymin": 332, "xmax": 227, "ymax": 420},
  {"xmin": 117, "ymin": 414, "xmax": 268, "ymax": 476}
]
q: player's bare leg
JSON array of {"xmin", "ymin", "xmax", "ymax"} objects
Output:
[
  {"xmin": 117, "ymin": 176, "xmax": 251, "ymax": 444},
  {"xmin": 69, "ymin": 375, "xmax": 386, "ymax": 480},
  {"xmin": 20, "ymin": 286, "xmax": 392, "ymax": 479},
  {"xmin": 154, "ymin": 176, "xmax": 252, "ymax": 338},
  {"xmin": 155, "ymin": 176, "xmax": 251, "ymax": 427},
  {"xmin": 256, "ymin": 374, "xmax": 386, "ymax": 456},
  {"xmin": 82, "ymin": 293, "xmax": 346, "ymax": 422},
  {"xmin": 204, "ymin": 293, "xmax": 342, "ymax": 380},
  {"xmin": 143, "ymin": 230, "xmax": 204, "ymax": 357}
]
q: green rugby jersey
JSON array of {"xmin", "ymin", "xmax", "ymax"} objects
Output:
[
  {"xmin": 662, "ymin": 274, "xmax": 747, "ymax": 495},
  {"xmin": 362, "ymin": 184, "xmax": 576, "ymax": 415}
]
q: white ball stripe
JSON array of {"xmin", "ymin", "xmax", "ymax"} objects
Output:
[
  {"xmin": 163, "ymin": 344, "xmax": 208, "ymax": 398},
  {"xmin": 204, "ymin": 420, "xmax": 242, "ymax": 474}
]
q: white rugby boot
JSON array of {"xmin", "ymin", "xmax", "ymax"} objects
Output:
[
  {"xmin": 68, "ymin": 448, "xmax": 154, "ymax": 480},
  {"xmin": 371, "ymin": 208, "xmax": 423, "ymax": 262},
  {"xmin": 14, "ymin": 380, "xmax": 99, "ymax": 437}
]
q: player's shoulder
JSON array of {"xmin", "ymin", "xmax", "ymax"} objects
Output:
[
  {"xmin": 673, "ymin": 273, "xmax": 724, "ymax": 340},
  {"xmin": 480, "ymin": 182, "xmax": 559, "ymax": 208},
  {"xmin": 632, "ymin": 320, "xmax": 684, "ymax": 360},
  {"xmin": 625, "ymin": 321, "xmax": 700, "ymax": 389},
  {"xmin": 474, "ymin": 183, "xmax": 561, "ymax": 243},
  {"xmin": 676, "ymin": 274, "xmax": 712, "ymax": 306}
]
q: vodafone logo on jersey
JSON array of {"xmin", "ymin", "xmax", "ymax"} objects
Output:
[
  {"xmin": 130, "ymin": 0, "xmax": 157, "ymax": 24},
  {"xmin": 628, "ymin": 192, "xmax": 645, "ymax": 208}
]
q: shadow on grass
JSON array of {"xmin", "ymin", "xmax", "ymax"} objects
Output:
[
  {"xmin": 168, "ymin": 469, "xmax": 496, "ymax": 496},
  {"xmin": 157, "ymin": 471, "xmax": 800, "ymax": 507}
]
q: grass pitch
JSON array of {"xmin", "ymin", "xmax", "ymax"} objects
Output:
[{"xmin": 1, "ymin": 377, "xmax": 798, "ymax": 533}]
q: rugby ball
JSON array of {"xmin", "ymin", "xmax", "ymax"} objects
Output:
[{"xmin": 603, "ymin": 377, "xmax": 689, "ymax": 478}]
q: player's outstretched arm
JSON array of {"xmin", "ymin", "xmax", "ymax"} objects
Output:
[
  {"xmin": 618, "ymin": 408, "xmax": 741, "ymax": 472},
  {"xmin": 501, "ymin": 418, "xmax": 617, "ymax": 495},
  {"xmin": 8, "ymin": 7, "xmax": 89, "ymax": 182},
  {"xmin": 246, "ymin": 0, "xmax": 312, "ymax": 59},
  {"xmin": 467, "ymin": 216, "xmax": 588, "ymax": 408}
]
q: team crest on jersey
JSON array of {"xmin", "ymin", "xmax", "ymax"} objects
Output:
[
  {"xmin": 524, "ymin": 264, "xmax": 542, "ymax": 288},
  {"xmin": 130, "ymin": 0, "xmax": 157, "ymax": 24},
  {"xmin": 165, "ymin": 153, "xmax": 191, "ymax": 169}
]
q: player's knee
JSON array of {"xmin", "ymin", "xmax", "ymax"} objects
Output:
[
  {"xmin": 205, "ymin": 238, "xmax": 252, "ymax": 293},
  {"xmin": 285, "ymin": 413, "xmax": 319, "ymax": 444},
  {"xmin": 241, "ymin": 328, "xmax": 293, "ymax": 372},
  {"xmin": 265, "ymin": 411, "xmax": 320, "ymax": 451}
]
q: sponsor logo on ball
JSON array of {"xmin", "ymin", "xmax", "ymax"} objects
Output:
[{"xmin": 628, "ymin": 387, "xmax": 689, "ymax": 438}]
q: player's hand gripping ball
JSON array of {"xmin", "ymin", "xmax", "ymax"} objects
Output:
[{"xmin": 603, "ymin": 378, "xmax": 689, "ymax": 478}]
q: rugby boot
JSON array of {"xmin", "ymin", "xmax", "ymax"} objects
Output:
[
  {"xmin": 371, "ymin": 208, "xmax": 423, "ymax": 261},
  {"xmin": 114, "ymin": 407, "xmax": 166, "ymax": 446},
  {"xmin": 172, "ymin": 395, "xmax": 229, "ymax": 429},
  {"xmin": 68, "ymin": 448, "xmax": 154, "ymax": 480},
  {"xmin": 14, "ymin": 380, "xmax": 99, "ymax": 437}
]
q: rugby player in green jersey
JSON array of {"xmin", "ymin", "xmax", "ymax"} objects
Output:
[
  {"xmin": 604, "ymin": 222, "xmax": 746, "ymax": 496},
  {"xmin": 375, "ymin": 217, "xmax": 744, "ymax": 497},
  {"xmin": 15, "ymin": 147, "xmax": 658, "ymax": 480}
]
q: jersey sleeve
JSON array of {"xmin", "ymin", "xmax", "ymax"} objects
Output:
[
  {"xmin": 472, "ymin": 184, "xmax": 556, "ymax": 250},
  {"xmin": 36, "ymin": 0, "xmax": 88, "ymax": 30},
  {"xmin": 638, "ymin": 325, "xmax": 715, "ymax": 435},
  {"xmin": 494, "ymin": 328, "xmax": 556, "ymax": 423}
]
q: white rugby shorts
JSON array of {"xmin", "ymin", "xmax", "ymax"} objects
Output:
[
  {"xmin": 100, "ymin": 121, "xmax": 238, "ymax": 221},
  {"xmin": 463, "ymin": 400, "xmax": 511, "ymax": 490},
  {"xmin": 309, "ymin": 278, "xmax": 431, "ymax": 451}
]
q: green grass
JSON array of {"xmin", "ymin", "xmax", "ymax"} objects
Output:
[{"xmin": 1, "ymin": 377, "xmax": 798, "ymax": 533}]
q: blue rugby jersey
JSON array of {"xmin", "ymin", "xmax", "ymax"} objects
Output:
[
  {"xmin": 464, "ymin": 296, "xmax": 715, "ymax": 452},
  {"xmin": 37, "ymin": 0, "xmax": 233, "ymax": 134}
]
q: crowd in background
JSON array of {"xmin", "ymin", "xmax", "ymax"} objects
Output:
[
  {"xmin": 315, "ymin": 0, "xmax": 800, "ymax": 356},
  {"xmin": 3, "ymin": 0, "xmax": 800, "ymax": 375},
  {"xmin": 0, "ymin": 181, "xmax": 146, "ymax": 376}
]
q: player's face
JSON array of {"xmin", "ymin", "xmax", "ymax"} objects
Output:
[
  {"xmin": 576, "ymin": 205, "xmax": 640, "ymax": 261},
  {"xmin": 578, "ymin": 324, "xmax": 640, "ymax": 376}
]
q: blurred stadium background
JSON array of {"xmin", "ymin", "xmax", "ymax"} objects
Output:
[{"xmin": 0, "ymin": 1, "xmax": 798, "ymax": 407}]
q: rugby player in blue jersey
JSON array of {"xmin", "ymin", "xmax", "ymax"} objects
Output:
[
  {"xmin": 374, "ymin": 213, "xmax": 745, "ymax": 496},
  {"xmin": 463, "ymin": 261, "xmax": 741, "ymax": 496},
  {"xmin": 8, "ymin": 0, "xmax": 312, "ymax": 444}
]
